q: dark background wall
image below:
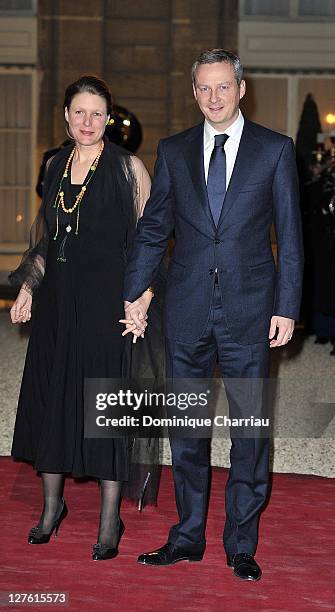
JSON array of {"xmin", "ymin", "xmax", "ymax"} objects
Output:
[{"xmin": 38, "ymin": 0, "xmax": 238, "ymax": 173}]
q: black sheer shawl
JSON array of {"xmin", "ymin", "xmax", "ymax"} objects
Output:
[
  {"xmin": 9, "ymin": 139, "xmax": 144, "ymax": 292},
  {"xmin": 8, "ymin": 162, "xmax": 54, "ymax": 293}
]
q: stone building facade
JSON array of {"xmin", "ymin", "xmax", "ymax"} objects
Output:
[
  {"xmin": 1, "ymin": 0, "xmax": 335, "ymax": 265},
  {"xmin": 38, "ymin": 0, "xmax": 238, "ymax": 174}
]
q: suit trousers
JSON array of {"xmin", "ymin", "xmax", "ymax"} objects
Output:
[{"xmin": 165, "ymin": 282, "xmax": 270, "ymax": 555}]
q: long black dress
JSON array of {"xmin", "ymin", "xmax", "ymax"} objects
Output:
[{"xmin": 11, "ymin": 140, "xmax": 157, "ymax": 481}]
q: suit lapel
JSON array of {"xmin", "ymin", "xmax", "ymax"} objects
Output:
[
  {"xmin": 218, "ymin": 121, "xmax": 262, "ymax": 225},
  {"xmin": 181, "ymin": 120, "xmax": 263, "ymax": 230},
  {"xmin": 182, "ymin": 124, "xmax": 216, "ymax": 230}
]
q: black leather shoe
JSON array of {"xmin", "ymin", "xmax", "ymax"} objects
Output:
[
  {"xmin": 92, "ymin": 519, "xmax": 125, "ymax": 561},
  {"xmin": 28, "ymin": 499, "xmax": 68, "ymax": 544},
  {"xmin": 227, "ymin": 553, "xmax": 262, "ymax": 581},
  {"xmin": 138, "ymin": 542, "xmax": 204, "ymax": 566}
]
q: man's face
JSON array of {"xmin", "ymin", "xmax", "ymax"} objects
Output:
[{"xmin": 193, "ymin": 62, "xmax": 246, "ymax": 131}]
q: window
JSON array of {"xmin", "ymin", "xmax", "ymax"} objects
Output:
[
  {"xmin": 240, "ymin": 76, "xmax": 288, "ymax": 134},
  {"xmin": 0, "ymin": 0, "xmax": 36, "ymax": 15},
  {"xmin": 243, "ymin": 0, "xmax": 290, "ymax": 17},
  {"xmin": 241, "ymin": 72, "xmax": 335, "ymax": 138},
  {"xmin": 240, "ymin": 0, "xmax": 335, "ymax": 19},
  {"xmin": 299, "ymin": 0, "xmax": 335, "ymax": 17},
  {"xmin": 0, "ymin": 69, "xmax": 36, "ymax": 251}
]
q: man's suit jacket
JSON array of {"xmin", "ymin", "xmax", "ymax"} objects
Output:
[{"xmin": 124, "ymin": 118, "xmax": 304, "ymax": 346}]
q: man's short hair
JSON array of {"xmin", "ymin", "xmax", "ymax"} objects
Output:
[{"xmin": 191, "ymin": 49, "xmax": 243, "ymax": 86}]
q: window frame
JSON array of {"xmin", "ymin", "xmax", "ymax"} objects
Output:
[
  {"xmin": 240, "ymin": 0, "xmax": 335, "ymax": 22},
  {"xmin": 0, "ymin": 66, "xmax": 38, "ymax": 254},
  {"xmin": 0, "ymin": 0, "xmax": 37, "ymax": 17},
  {"xmin": 243, "ymin": 71, "xmax": 335, "ymax": 139}
]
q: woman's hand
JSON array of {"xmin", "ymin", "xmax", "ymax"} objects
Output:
[
  {"xmin": 119, "ymin": 290, "xmax": 153, "ymax": 343},
  {"xmin": 10, "ymin": 286, "xmax": 32, "ymax": 324}
]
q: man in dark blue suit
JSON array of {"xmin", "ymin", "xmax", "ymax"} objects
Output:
[{"xmin": 122, "ymin": 49, "xmax": 303, "ymax": 580}]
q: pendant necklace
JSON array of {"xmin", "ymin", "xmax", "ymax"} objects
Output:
[{"xmin": 53, "ymin": 141, "xmax": 104, "ymax": 262}]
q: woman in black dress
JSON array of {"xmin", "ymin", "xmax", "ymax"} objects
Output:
[{"xmin": 9, "ymin": 76, "xmax": 153, "ymax": 560}]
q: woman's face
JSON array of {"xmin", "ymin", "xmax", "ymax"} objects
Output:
[{"xmin": 65, "ymin": 92, "xmax": 109, "ymax": 146}]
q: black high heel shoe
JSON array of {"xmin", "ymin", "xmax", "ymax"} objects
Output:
[
  {"xmin": 28, "ymin": 499, "xmax": 68, "ymax": 544},
  {"xmin": 92, "ymin": 519, "xmax": 125, "ymax": 561}
]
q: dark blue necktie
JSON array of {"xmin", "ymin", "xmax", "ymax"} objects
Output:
[{"xmin": 207, "ymin": 133, "xmax": 229, "ymax": 226}]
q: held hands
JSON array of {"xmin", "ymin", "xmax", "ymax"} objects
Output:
[
  {"xmin": 10, "ymin": 286, "xmax": 32, "ymax": 324},
  {"xmin": 269, "ymin": 315, "xmax": 295, "ymax": 347},
  {"xmin": 119, "ymin": 290, "xmax": 153, "ymax": 344}
]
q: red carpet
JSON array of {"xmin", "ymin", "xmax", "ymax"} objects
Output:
[{"xmin": 1, "ymin": 457, "xmax": 334, "ymax": 611}]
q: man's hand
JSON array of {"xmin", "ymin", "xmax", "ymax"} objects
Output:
[
  {"xmin": 269, "ymin": 315, "xmax": 295, "ymax": 347},
  {"xmin": 10, "ymin": 286, "xmax": 32, "ymax": 324},
  {"xmin": 119, "ymin": 291, "xmax": 153, "ymax": 343}
]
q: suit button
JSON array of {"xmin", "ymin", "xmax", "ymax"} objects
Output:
[
  {"xmin": 209, "ymin": 269, "xmax": 214, "ymax": 275},
  {"xmin": 215, "ymin": 239, "xmax": 220, "ymax": 244}
]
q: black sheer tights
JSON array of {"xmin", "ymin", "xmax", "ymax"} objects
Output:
[
  {"xmin": 97, "ymin": 480, "xmax": 122, "ymax": 547},
  {"xmin": 37, "ymin": 473, "xmax": 122, "ymax": 545},
  {"xmin": 38, "ymin": 472, "xmax": 64, "ymax": 534}
]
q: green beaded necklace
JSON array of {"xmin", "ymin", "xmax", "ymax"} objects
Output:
[{"xmin": 53, "ymin": 140, "xmax": 104, "ymax": 241}]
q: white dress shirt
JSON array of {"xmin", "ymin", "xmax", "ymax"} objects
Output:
[{"xmin": 203, "ymin": 110, "xmax": 244, "ymax": 187}]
